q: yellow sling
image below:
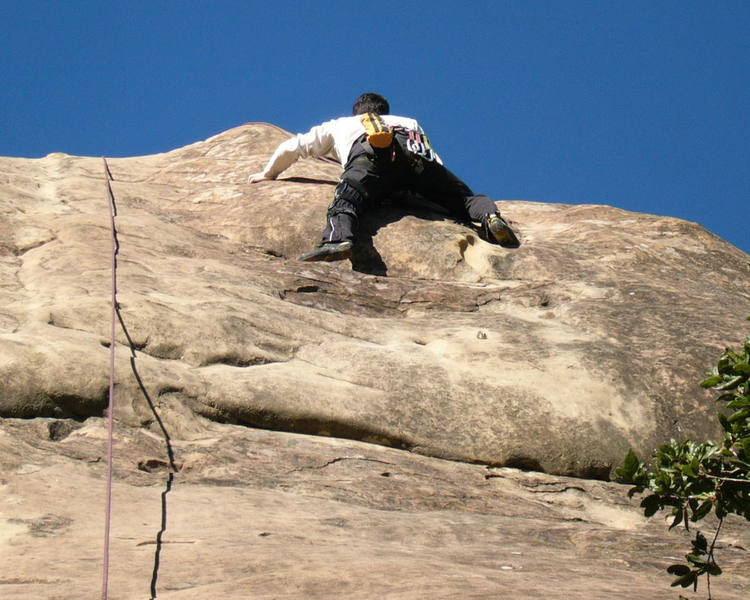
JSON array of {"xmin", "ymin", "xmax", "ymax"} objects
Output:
[{"xmin": 360, "ymin": 113, "xmax": 394, "ymax": 148}]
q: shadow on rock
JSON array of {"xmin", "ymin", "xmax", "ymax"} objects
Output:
[
  {"xmin": 280, "ymin": 176, "xmax": 338, "ymax": 186},
  {"xmin": 351, "ymin": 191, "xmax": 480, "ymax": 276}
]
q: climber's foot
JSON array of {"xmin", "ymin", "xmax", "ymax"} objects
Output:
[
  {"xmin": 298, "ymin": 241, "xmax": 353, "ymax": 262},
  {"xmin": 484, "ymin": 214, "xmax": 520, "ymax": 248}
]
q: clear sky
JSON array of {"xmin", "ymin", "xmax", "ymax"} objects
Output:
[{"xmin": 2, "ymin": 1, "xmax": 748, "ymax": 253}]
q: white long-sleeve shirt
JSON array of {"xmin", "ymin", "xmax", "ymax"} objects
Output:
[{"xmin": 261, "ymin": 114, "xmax": 442, "ymax": 178}]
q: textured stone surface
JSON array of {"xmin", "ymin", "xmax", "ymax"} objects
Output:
[
  {"xmin": 1, "ymin": 123, "xmax": 750, "ymax": 597},
  {"xmin": 1, "ymin": 123, "xmax": 749, "ymax": 476},
  {"xmin": 2, "ymin": 417, "xmax": 749, "ymax": 599}
]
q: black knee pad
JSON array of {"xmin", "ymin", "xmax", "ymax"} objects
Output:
[{"xmin": 327, "ymin": 182, "xmax": 363, "ymax": 218}]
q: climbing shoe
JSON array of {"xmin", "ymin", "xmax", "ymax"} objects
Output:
[
  {"xmin": 484, "ymin": 214, "xmax": 520, "ymax": 248},
  {"xmin": 298, "ymin": 241, "xmax": 353, "ymax": 262}
]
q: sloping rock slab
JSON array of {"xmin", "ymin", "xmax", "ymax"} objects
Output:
[
  {"xmin": 1, "ymin": 417, "xmax": 748, "ymax": 599},
  {"xmin": 1, "ymin": 124, "xmax": 749, "ymax": 478}
]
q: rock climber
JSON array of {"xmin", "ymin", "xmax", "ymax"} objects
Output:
[{"xmin": 249, "ymin": 92, "xmax": 520, "ymax": 262}]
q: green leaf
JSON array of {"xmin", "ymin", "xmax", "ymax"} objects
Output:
[
  {"xmin": 626, "ymin": 485, "xmax": 642, "ymax": 498},
  {"xmin": 671, "ymin": 571, "xmax": 697, "ymax": 588},
  {"xmin": 734, "ymin": 362, "xmax": 750, "ymax": 375},
  {"xmin": 694, "ymin": 532, "xmax": 708, "ymax": 552},
  {"xmin": 680, "ymin": 462, "xmax": 697, "ymax": 477},
  {"xmin": 701, "ymin": 374, "xmax": 724, "ymax": 388},
  {"xmin": 691, "ymin": 499, "xmax": 713, "ymax": 521},
  {"xmin": 707, "ymin": 563, "xmax": 723, "ymax": 576},
  {"xmin": 687, "ymin": 553, "xmax": 707, "ymax": 566},
  {"xmin": 728, "ymin": 407, "xmax": 750, "ymax": 423},
  {"xmin": 718, "ymin": 356, "xmax": 733, "ymax": 374},
  {"xmin": 615, "ymin": 449, "xmax": 640, "ymax": 482},
  {"xmin": 669, "ymin": 508, "xmax": 684, "ymax": 530},
  {"xmin": 716, "ymin": 392, "xmax": 738, "ymax": 403},
  {"xmin": 641, "ymin": 494, "xmax": 661, "ymax": 517},
  {"xmin": 718, "ymin": 375, "xmax": 744, "ymax": 390},
  {"xmin": 667, "ymin": 564, "xmax": 691, "ymax": 576},
  {"xmin": 719, "ymin": 412, "xmax": 731, "ymax": 431},
  {"xmin": 728, "ymin": 397, "xmax": 750, "ymax": 411}
]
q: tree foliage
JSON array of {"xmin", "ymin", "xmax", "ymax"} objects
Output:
[{"xmin": 616, "ymin": 329, "xmax": 750, "ymax": 599}]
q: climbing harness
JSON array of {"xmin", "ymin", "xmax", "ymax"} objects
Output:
[{"xmin": 360, "ymin": 114, "xmax": 434, "ymax": 161}]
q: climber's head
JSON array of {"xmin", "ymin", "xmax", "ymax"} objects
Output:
[{"xmin": 352, "ymin": 93, "xmax": 390, "ymax": 116}]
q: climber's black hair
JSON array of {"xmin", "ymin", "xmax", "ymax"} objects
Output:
[{"xmin": 352, "ymin": 93, "xmax": 390, "ymax": 116}]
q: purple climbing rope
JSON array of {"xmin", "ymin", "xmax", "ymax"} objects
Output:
[{"xmin": 102, "ymin": 157, "xmax": 118, "ymax": 600}]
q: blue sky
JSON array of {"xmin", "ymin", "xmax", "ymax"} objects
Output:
[{"xmin": 2, "ymin": 1, "xmax": 748, "ymax": 253}]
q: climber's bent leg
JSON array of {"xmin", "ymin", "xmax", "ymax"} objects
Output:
[
  {"xmin": 410, "ymin": 160, "xmax": 520, "ymax": 246},
  {"xmin": 320, "ymin": 181, "xmax": 362, "ymax": 244},
  {"xmin": 411, "ymin": 161, "xmax": 494, "ymax": 221},
  {"xmin": 297, "ymin": 184, "xmax": 360, "ymax": 262},
  {"xmin": 298, "ymin": 156, "xmax": 379, "ymax": 262},
  {"xmin": 319, "ymin": 151, "xmax": 386, "ymax": 244},
  {"xmin": 463, "ymin": 193, "xmax": 499, "ymax": 222}
]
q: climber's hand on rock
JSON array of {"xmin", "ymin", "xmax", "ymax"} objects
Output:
[{"xmin": 248, "ymin": 172, "xmax": 274, "ymax": 184}]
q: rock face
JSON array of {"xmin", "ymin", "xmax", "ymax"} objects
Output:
[
  {"xmin": 1, "ymin": 124, "xmax": 749, "ymax": 598},
  {"xmin": 2, "ymin": 123, "xmax": 749, "ymax": 475},
  {"xmin": 3, "ymin": 417, "xmax": 749, "ymax": 599}
]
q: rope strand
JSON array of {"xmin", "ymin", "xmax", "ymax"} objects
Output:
[{"xmin": 102, "ymin": 157, "xmax": 119, "ymax": 600}]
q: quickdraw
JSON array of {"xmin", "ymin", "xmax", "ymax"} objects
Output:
[{"xmin": 406, "ymin": 129, "xmax": 435, "ymax": 162}]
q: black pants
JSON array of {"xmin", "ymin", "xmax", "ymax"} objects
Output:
[{"xmin": 321, "ymin": 133, "xmax": 498, "ymax": 244}]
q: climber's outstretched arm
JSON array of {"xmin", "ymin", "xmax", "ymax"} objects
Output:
[{"xmin": 249, "ymin": 122, "xmax": 336, "ymax": 183}]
